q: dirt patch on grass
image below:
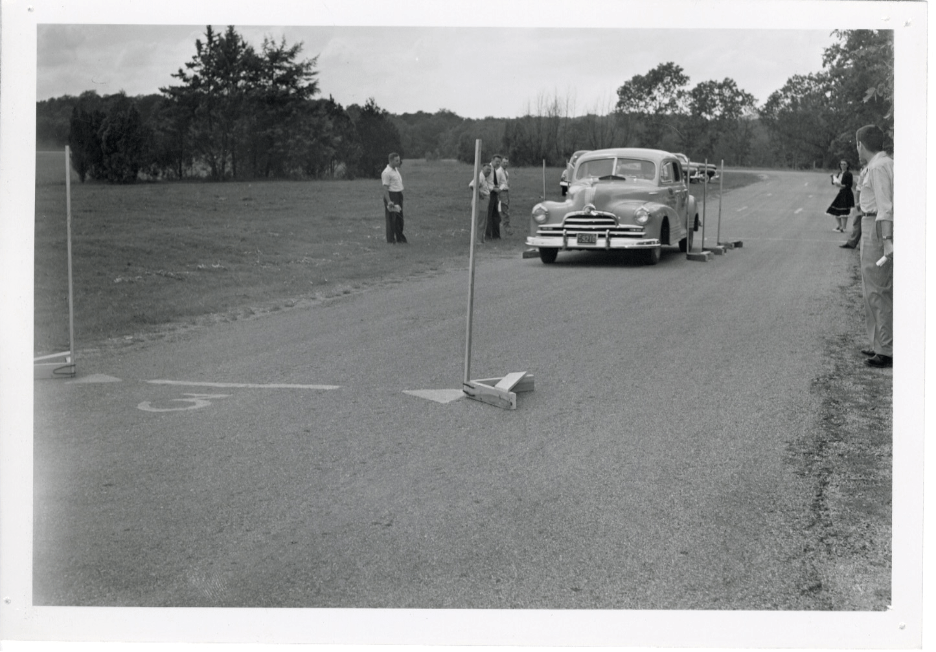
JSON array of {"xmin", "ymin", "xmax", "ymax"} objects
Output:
[{"xmin": 787, "ymin": 259, "xmax": 892, "ymax": 609}]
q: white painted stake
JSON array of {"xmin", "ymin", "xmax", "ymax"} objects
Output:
[
  {"xmin": 717, "ymin": 159, "xmax": 723, "ymax": 245},
  {"xmin": 462, "ymin": 140, "xmax": 534, "ymax": 409},
  {"xmin": 66, "ymin": 146, "xmax": 76, "ymax": 369},
  {"xmin": 464, "ymin": 139, "xmax": 482, "ymax": 386},
  {"xmin": 701, "ymin": 158, "xmax": 707, "ymax": 250}
]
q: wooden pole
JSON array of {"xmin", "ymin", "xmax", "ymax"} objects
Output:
[
  {"xmin": 65, "ymin": 146, "xmax": 76, "ymax": 365},
  {"xmin": 464, "ymin": 139, "xmax": 482, "ymax": 386},
  {"xmin": 701, "ymin": 158, "xmax": 707, "ymax": 250},
  {"xmin": 717, "ymin": 159, "xmax": 724, "ymax": 245},
  {"xmin": 542, "ymin": 159, "xmax": 546, "ymax": 199}
]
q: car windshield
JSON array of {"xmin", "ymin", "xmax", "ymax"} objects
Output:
[{"xmin": 574, "ymin": 157, "xmax": 656, "ymax": 182}]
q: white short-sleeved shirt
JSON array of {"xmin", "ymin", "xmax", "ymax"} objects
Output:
[
  {"xmin": 858, "ymin": 151, "xmax": 893, "ymax": 222},
  {"xmin": 382, "ymin": 165, "xmax": 404, "ymax": 192}
]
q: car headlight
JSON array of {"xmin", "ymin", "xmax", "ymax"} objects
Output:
[
  {"xmin": 532, "ymin": 205, "xmax": 549, "ymax": 224},
  {"xmin": 634, "ymin": 206, "xmax": 650, "ymax": 225}
]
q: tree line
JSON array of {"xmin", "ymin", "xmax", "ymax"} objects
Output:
[{"xmin": 35, "ymin": 27, "xmax": 892, "ymax": 183}]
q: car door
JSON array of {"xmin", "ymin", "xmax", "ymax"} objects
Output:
[{"xmin": 660, "ymin": 160, "xmax": 688, "ymax": 239}]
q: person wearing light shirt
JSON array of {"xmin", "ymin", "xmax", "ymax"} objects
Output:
[
  {"xmin": 485, "ymin": 155, "xmax": 504, "ymax": 240},
  {"xmin": 855, "ymin": 125, "xmax": 893, "ymax": 368},
  {"xmin": 469, "ymin": 164, "xmax": 495, "ymax": 240},
  {"xmin": 496, "ymin": 158, "xmax": 512, "ymax": 236},
  {"xmin": 381, "ymin": 152, "xmax": 407, "ymax": 244}
]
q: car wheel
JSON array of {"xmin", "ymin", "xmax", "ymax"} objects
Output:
[
  {"xmin": 644, "ymin": 246, "xmax": 661, "ymax": 265},
  {"xmin": 539, "ymin": 247, "xmax": 558, "ymax": 264},
  {"xmin": 560, "ymin": 187, "xmax": 567, "ymax": 196}
]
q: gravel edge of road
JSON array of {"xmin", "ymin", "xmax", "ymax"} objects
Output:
[{"xmin": 789, "ymin": 256, "xmax": 893, "ymax": 610}]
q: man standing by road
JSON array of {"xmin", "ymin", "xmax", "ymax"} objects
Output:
[
  {"xmin": 497, "ymin": 157, "xmax": 512, "ymax": 236},
  {"xmin": 382, "ymin": 152, "xmax": 407, "ymax": 244},
  {"xmin": 840, "ymin": 165, "xmax": 867, "ymax": 249},
  {"xmin": 855, "ymin": 125, "xmax": 893, "ymax": 368},
  {"xmin": 486, "ymin": 155, "xmax": 503, "ymax": 240}
]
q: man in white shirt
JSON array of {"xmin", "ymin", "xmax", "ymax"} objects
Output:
[
  {"xmin": 470, "ymin": 163, "xmax": 495, "ymax": 241},
  {"xmin": 381, "ymin": 152, "xmax": 407, "ymax": 244},
  {"xmin": 498, "ymin": 158, "xmax": 512, "ymax": 236},
  {"xmin": 486, "ymin": 155, "xmax": 503, "ymax": 239},
  {"xmin": 855, "ymin": 125, "xmax": 893, "ymax": 368}
]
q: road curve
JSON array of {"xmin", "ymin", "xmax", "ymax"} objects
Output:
[{"xmin": 34, "ymin": 169, "xmax": 873, "ymax": 610}]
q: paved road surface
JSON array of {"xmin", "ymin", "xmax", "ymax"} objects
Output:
[{"xmin": 34, "ymin": 169, "xmax": 869, "ymax": 609}]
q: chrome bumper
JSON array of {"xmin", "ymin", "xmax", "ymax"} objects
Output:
[{"xmin": 526, "ymin": 235, "xmax": 660, "ymax": 250}]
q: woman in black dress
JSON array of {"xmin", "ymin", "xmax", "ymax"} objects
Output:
[{"xmin": 826, "ymin": 160, "xmax": 855, "ymax": 232}]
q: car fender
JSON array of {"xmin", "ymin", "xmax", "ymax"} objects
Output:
[{"xmin": 604, "ymin": 198, "xmax": 676, "ymax": 225}]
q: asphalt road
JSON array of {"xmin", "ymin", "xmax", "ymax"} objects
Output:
[{"xmin": 33, "ymin": 169, "xmax": 865, "ymax": 609}]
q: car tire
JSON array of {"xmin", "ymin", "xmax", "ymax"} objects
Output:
[
  {"xmin": 644, "ymin": 246, "xmax": 661, "ymax": 265},
  {"xmin": 561, "ymin": 187, "xmax": 567, "ymax": 196},
  {"xmin": 539, "ymin": 247, "xmax": 558, "ymax": 264},
  {"xmin": 679, "ymin": 224, "xmax": 695, "ymax": 252}
]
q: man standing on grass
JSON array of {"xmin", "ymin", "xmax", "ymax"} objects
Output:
[
  {"xmin": 486, "ymin": 154, "xmax": 503, "ymax": 240},
  {"xmin": 498, "ymin": 157, "xmax": 512, "ymax": 236},
  {"xmin": 382, "ymin": 152, "xmax": 407, "ymax": 244},
  {"xmin": 855, "ymin": 125, "xmax": 893, "ymax": 368}
]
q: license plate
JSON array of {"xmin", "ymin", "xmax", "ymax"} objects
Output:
[{"xmin": 577, "ymin": 233, "xmax": 597, "ymax": 244}]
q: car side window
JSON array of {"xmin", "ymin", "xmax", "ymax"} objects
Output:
[
  {"xmin": 660, "ymin": 162, "xmax": 673, "ymax": 183},
  {"xmin": 671, "ymin": 162, "xmax": 682, "ymax": 183}
]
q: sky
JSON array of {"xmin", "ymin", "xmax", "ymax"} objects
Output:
[{"xmin": 36, "ymin": 24, "xmax": 836, "ymax": 118}]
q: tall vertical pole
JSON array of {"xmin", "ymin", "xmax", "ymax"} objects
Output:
[
  {"xmin": 717, "ymin": 159, "xmax": 724, "ymax": 245},
  {"xmin": 542, "ymin": 159, "xmax": 546, "ymax": 199},
  {"xmin": 464, "ymin": 139, "xmax": 483, "ymax": 386},
  {"xmin": 701, "ymin": 158, "xmax": 707, "ymax": 251},
  {"xmin": 65, "ymin": 146, "xmax": 76, "ymax": 366}
]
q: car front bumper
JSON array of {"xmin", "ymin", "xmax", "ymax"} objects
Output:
[{"xmin": 526, "ymin": 235, "xmax": 661, "ymax": 250}]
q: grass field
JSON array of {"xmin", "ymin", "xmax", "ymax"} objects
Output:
[{"xmin": 33, "ymin": 151, "xmax": 760, "ymax": 355}]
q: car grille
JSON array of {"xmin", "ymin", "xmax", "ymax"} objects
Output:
[{"xmin": 536, "ymin": 213, "xmax": 645, "ymax": 240}]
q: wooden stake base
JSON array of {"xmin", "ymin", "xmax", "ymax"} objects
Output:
[
  {"xmin": 463, "ymin": 372, "xmax": 534, "ymax": 410},
  {"xmin": 687, "ymin": 251, "xmax": 714, "ymax": 262},
  {"xmin": 34, "ymin": 353, "xmax": 75, "ymax": 379}
]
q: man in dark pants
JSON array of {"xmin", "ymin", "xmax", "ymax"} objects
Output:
[
  {"xmin": 485, "ymin": 154, "xmax": 503, "ymax": 240},
  {"xmin": 840, "ymin": 166, "xmax": 867, "ymax": 249},
  {"xmin": 381, "ymin": 152, "xmax": 407, "ymax": 244},
  {"xmin": 855, "ymin": 125, "xmax": 893, "ymax": 368}
]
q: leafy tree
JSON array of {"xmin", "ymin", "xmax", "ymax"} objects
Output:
[
  {"xmin": 67, "ymin": 92, "xmax": 106, "ymax": 182},
  {"xmin": 760, "ymin": 30, "xmax": 894, "ymax": 168},
  {"xmin": 823, "ymin": 29, "xmax": 894, "ymax": 154},
  {"xmin": 240, "ymin": 35, "xmax": 322, "ymax": 178},
  {"xmin": 98, "ymin": 94, "xmax": 152, "ymax": 183},
  {"xmin": 687, "ymin": 78, "xmax": 757, "ymax": 163},
  {"xmin": 161, "ymin": 26, "xmax": 256, "ymax": 180},
  {"xmin": 616, "ymin": 62, "xmax": 690, "ymax": 147},
  {"xmin": 760, "ymin": 72, "xmax": 840, "ymax": 168},
  {"xmin": 350, "ymin": 97, "xmax": 402, "ymax": 178}
]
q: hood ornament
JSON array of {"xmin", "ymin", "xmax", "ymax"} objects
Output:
[{"xmin": 583, "ymin": 203, "xmax": 596, "ymax": 214}]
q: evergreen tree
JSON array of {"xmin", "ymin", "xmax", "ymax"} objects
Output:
[{"xmin": 351, "ymin": 98, "xmax": 402, "ymax": 178}]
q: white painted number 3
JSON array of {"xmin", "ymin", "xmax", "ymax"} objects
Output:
[{"xmin": 137, "ymin": 393, "xmax": 231, "ymax": 412}]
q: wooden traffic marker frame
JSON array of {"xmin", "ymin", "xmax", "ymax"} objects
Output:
[
  {"xmin": 463, "ymin": 139, "xmax": 534, "ymax": 410},
  {"xmin": 35, "ymin": 146, "xmax": 76, "ymax": 379}
]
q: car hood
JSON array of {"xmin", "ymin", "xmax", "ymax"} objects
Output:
[{"xmin": 569, "ymin": 180, "xmax": 658, "ymax": 210}]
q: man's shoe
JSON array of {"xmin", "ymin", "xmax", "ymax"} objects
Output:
[
  {"xmin": 840, "ymin": 243, "xmax": 855, "ymax": 248},
  {"xmin": 865, "ymin": 354, "xmax": 893, "ymax": 368},
  {"xmin": 861, "ymin": 349, "xmax": 876, "ymax": 356}
]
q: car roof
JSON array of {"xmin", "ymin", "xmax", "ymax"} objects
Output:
[{"xmin": 576, "ymin": 148, "xmax": 675, "ymax": 164}]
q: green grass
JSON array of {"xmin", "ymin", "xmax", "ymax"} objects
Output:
[{"xmin": 34, "ymin": 151, "xmax": 761, "ymax": 354}]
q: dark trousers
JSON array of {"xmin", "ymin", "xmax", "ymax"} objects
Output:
[
  {"xmin": 486, "ymin": 193, "xmax": 501, "ymax": 239},
  {"xmin": 384, "ymin": 191, "xmax": 406, "ymax": 243},
  {"xmin": 845, "ymin": 211, "xmax": 862, "ymax": 247}
]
